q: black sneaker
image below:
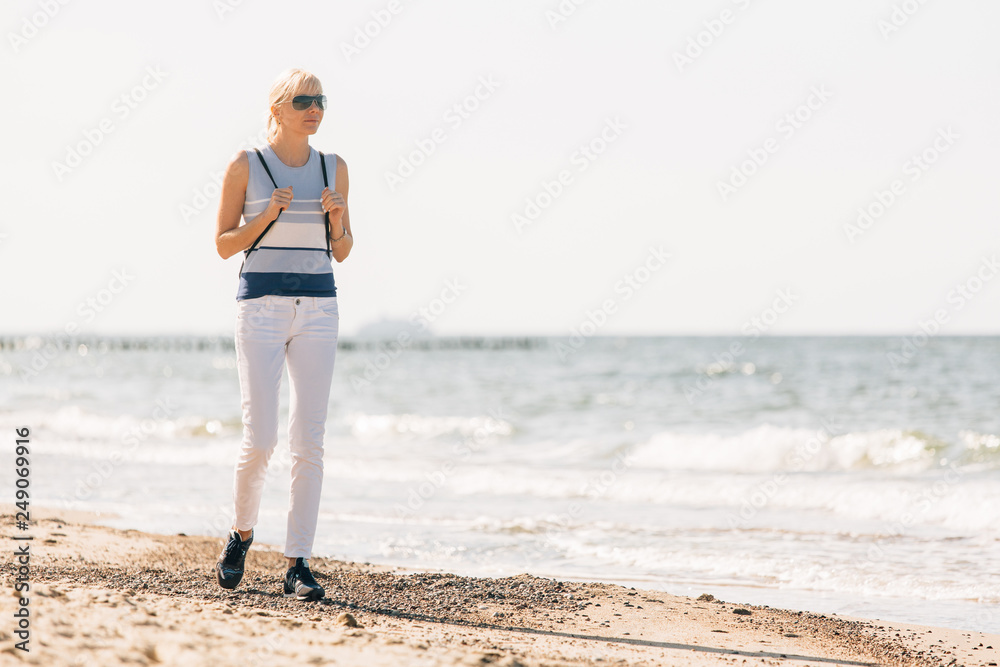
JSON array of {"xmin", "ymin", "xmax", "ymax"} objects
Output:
[
  {"xmin": 284, "ymin": 557, "xmax": 325, "ymax": 601},
  {"xmin": 215, "ymin": 529, "xmax": 253, "ymax": 590}
]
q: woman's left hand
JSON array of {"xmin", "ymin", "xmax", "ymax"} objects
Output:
[{"xmin": 321, "ymin": 187, "xmax": 345, "ymax": 223}]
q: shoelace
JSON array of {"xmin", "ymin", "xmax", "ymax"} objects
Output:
[
  {"xmin": 221, "ymin": 533, "xmax": 248, "ymax": 564},
  {"xmin": 292, "ymin": 564, "xmax": 321, "ymax": 590}
]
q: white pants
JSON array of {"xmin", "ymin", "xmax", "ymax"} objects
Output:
[{"xmin": 232, "ymin": 294, "xmax": 339, "ymax": 558}]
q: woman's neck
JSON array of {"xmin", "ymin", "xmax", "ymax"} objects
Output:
[{"xmin": 269, "ymin": 132, "xmax": 310, "ymax": 167}]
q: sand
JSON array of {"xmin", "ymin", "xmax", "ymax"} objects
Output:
[{"xmin": 1, "ymin": 505, "xmax": 997, "ymax": 666}]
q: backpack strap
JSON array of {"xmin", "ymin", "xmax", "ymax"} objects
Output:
[
  {"xmin": 319, "ymin": 151, "xmax": 332, "ymax": 259},
  {"xmin": 254, "ymin": 148, "xmax": 279, "ymax": 188},
  {"xmin": 246, "ymin": 148, "xmax": 281, "ymax": 254},
  {"xmin": 239, "ymin": 149, "xmax": 282, "ymax": 278}
]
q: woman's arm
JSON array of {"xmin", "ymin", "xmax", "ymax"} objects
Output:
[
  {"xmin": 215, "ymin": 151, "xmax": 291, "ymax": 260},
  {"xmin": 328, "ymin": 156, "xmax": 353, "ymax": 263}
]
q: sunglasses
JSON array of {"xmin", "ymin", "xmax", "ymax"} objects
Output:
[{"xmin": 289, "ymin": 94, "xmax": 327, "ymax": 111}]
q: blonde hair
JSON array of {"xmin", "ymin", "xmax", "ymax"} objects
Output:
[{"xmin": 265, "ymin": 68, "xmax": 323, "ymax": 141}]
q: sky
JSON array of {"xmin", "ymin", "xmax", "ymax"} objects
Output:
[{"xmin": 2, "ymin": 0, "xmax": 998, "ymax": 337}]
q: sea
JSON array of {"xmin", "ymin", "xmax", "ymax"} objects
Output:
[{"xmin": 2, "ymin": 333, "xmax": 998, "ymax": 634}]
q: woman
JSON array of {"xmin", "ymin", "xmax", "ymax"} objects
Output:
[{"xmin": 213, "ymin": 68, "xmax": 353, "ymax": 601}]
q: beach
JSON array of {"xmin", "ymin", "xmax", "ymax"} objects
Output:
[
  {"xmin": 2, "ymin": 506, "xmax": 997, "ymax": 667},
  {"xmin": 6, "ymin": 335, "xmax": 999, "ymax": 634}
]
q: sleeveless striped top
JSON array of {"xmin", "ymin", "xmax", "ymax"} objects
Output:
[{"xmin": 236, "ymin": 144, "xmax": 337, "ymax": 300}]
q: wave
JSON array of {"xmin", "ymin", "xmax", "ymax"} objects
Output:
[
  {"xmin": 0, "ymin": 405, "xmax": 243, "ymax": 443},
  {"xmin": 1, "ymin": 405, "xmax": 514, "ymax": 445},
  {"xmin": 348, "ymin": 411, "xmax": 513, "ymax": 441},
  {"xmin": 628, "ymin": 425, "xmax": 998, "ymax": 473}
]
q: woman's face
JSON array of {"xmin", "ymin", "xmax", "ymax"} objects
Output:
[{"xmin": 274, "ymin": 85, "xmax": 324, "ymax": 135}]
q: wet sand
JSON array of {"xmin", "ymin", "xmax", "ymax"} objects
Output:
[{"xmin": 1, "ymin": 506, "xmax": 997, "ymax": 666}]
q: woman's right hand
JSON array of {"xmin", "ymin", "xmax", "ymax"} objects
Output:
[{"xmin": 264, "ymin": 186, "xmax": 293, "ymax": 221}]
